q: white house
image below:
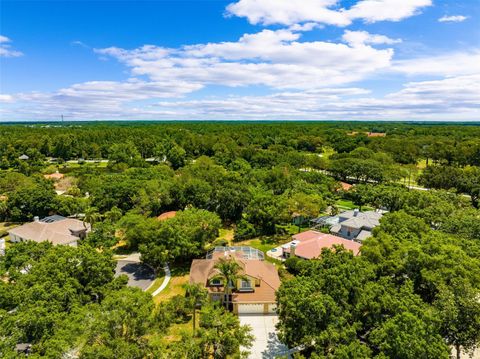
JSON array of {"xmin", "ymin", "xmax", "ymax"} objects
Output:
[
  {"xmin": 8, "ymin": 215, "xmax": 90, "ymax": 247},
  {"xmin": 330, "ymin": 209, "xmax": 383, "ymax": 242}
]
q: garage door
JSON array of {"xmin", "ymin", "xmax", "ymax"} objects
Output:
[{"xmin": 237, "ymin": 303, "xmax": 264, "ymax": 314}]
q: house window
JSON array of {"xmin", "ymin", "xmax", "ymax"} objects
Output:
[
  {"xmin": 210, "ymin": 278, "xmax": 222, "ymax": 286},
  {"xmin": 241, "ymin": 279, "xmax": 251, "ymax": 289},
  {"xmin": 239, "ymin": 279, "xmax": 253, "ymax": 292}
]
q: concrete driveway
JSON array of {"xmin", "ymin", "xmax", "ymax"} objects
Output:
[
  {"xmin": 239, "ymin": 314, "xmax": 289, "ymax": 359},
  {"xmin": 115, "ymin": 260, "xmax": 155, "ymax": 291}
]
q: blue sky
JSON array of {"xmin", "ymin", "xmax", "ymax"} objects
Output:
[{"xmin": 0, "ymin": 0, "xmax": 479, "ymax": 121}]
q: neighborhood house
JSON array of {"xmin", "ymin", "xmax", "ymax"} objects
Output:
[
  {"xmin": 330, "ymin": 209, "xmax": 383, "ymax": 242},
  {"xmin": 282, "ymin": 230, "xmax": 361, "ymax": 259},
  {"xmin": 189, "ymin": 246, "xmax": 280, "ymax": 314},
  {"xmin": 8, "ymin": 215, "xmax": 90, "ymax": 247},
  {"xmin": 43, "ymin": 171, "xmax": 65, "ymax": 181}
]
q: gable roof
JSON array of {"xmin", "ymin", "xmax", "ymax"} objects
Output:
[
  {"xmin": 8, "ymin": 217, "xmax": 89, "ymax": 245},
  {"xmin": 189, "ymin": 248, "xmax": 280, "ymax": 303}
]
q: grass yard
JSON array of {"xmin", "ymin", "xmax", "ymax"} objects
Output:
[
  {"xmin": 149, "ymin": 316, "xmax": 195, "ymax": 346},
  {"xmin": 146, "ymin": 276, "xmax": 165, "ymax": 295},
  {"xmin": 153, "ymin": 274, "xmax": 189, "ymax": 304},
  {"xmin": 0, "ymin": 222, "xmax": 19, "ymax": 240},
  {"xmin": 235, "ymin": 238, "xmax": 278, "ymax": 253},
  {"xmin": 336, "ymin": 199, "xmax": 373, "ymax": 211},
  {"xmin": 321, "ymin": 146, "xmax": 336, "ymax": 159},
  {"xmin": 216, "ymin": 227, "xmax": 234, "ymax": 245},
  {"xmin": 152, "ymin": 264, "xmax": 190, "ymax": 304}
]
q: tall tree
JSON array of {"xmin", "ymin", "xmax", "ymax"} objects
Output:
[{"xmin": 212, "ymin": 258, "xmax": 246, "ymax": 310}]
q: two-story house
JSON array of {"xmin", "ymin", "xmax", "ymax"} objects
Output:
[{"xmin": 189, "ymin": 246, "xmax": 280, "ymax": 314}]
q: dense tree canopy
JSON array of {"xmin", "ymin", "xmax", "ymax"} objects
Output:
[{"xmin": 2, "ymin": 122, "xmax": 480, "ymax": 358}]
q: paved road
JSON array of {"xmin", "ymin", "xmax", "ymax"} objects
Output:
[
  {"xmin": 115, "ymin": 260, "xmax": 155, "ymax": 291},
  {"xmin": 239, "ymin": 314, "xmax": 289, "ymax": 359}
]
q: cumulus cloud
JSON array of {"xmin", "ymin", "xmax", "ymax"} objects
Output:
[
  {"xmin": 345, "ymin": 0, "xmax": 432, "ymax": 24},
  {"xmin": 0, "ymin": 35, "xmax": 23, "ymax": 57},
  {"xmin": 226, "ymin": 0, "xmax": 432, "ymax": 26},
  {"xmin": 1, "ymin": 4, "xmax": 478, "ymax": 122},
  {"xmin": 2, "ymin": 75, "xmax": 478, "ymax": 121},
  {"xmin": 95, "ymin": 28, "xmax": 394, "ymax": 90},
  {"xmin": 342, "ymin": 30, "xmax": 401, "ymax": 47},
  {"xmin": 438, "ymin": 15, "xmax": 468, "ymax": 23},
  {"xmin": 0, "ymin": 94, "xmax": 14, "ymax": 103},
  {"xmin": 393, "ymin": 50, "xmax": 480, "ymax": 77},
  {"xmin": 149, "ymin": 75, "xmax": 480, "ymax": 120}
]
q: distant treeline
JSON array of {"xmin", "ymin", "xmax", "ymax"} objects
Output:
[{"xmin": 1, "ymin": 122, "xmax": 480, "ymax": 166}]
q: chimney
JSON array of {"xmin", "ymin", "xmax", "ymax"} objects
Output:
[
  {"xmin": 290, "ymin": 241, "xmax": 298, "ymax": 257},
  {"xmin": 354, "ymin": 209, "xmax": 359, "ymax": 217},
  {"xmin": 33, "ymin": 216, "xmax": 40, "ymax": 222}
]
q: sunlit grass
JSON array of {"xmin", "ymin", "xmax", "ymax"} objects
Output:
[
  {"xmin": 146, "ymin": 276, "xmax": 165, "ymax": 294},
  {"xmin": 153, "ymin": 274, "xmax": 189, "ymax": 304}
]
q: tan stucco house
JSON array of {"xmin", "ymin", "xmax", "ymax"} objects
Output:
[{"xmin": 189, "ymin": 246, "xmax": 280, "ymax": 314}]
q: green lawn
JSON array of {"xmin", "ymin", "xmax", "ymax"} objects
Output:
[
  {"xmin": 153, "ymin": 274, "xmax": 189, "ymax": 304},
  {"xmin": 336, "ymin": 199, "xmax": 373, "ymax": 211},
  {"xmin": 152, "ymin": 263, "xmax": 191, "ymax": 304},
  {"xmin": 146, "ymin": 276, "xmax": 166, "ymax": 295},
  {"xmin": 0, "ymin": 222, "xmax": 19, "ymax": 240},
  {"xmin": 216, "ymin": 228, "xmax": 234, "ymax": 245},
  {"xmin": 321, "ymin": 146, "xmax": 336, "ymax": 159}
]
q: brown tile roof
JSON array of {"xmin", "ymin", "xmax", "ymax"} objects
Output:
[
  {"xmin": 189, "ymin": 252, "xmax": 280, "ymax": 303},
  {"xmin": 340, "ymin": 182, "xmax": 353, "ymax": 191},
  {"xmin": 292, "ymin": 230, "xmax": 324, "ymax": 242},
  {"xmin": 8, "ymin": 218, "xmax": 90, "ymax": 245},
  {"xmin": 157, "ymin": 211, "xmax": 177, "ymax": 221},
  {"xmin": 288, "ymin": 231, "xmax": 361, "ymax": 258},
  {"xmin": 367, "ymin": 132, "xmax": 386, "ymax": 137},
  {"xmin": 43, "ymin": 172, "xmax": 64, "ymax": 180}
]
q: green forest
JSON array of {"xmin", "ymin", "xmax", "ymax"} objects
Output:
[{"xmin": 1, "ymin": 121, "xmax": 480, "ymax": 358}]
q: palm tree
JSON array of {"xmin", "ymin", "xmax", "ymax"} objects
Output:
[
  {"xmin": 184, "ymin": 283, "xmax": 208, "ymax": 334},
  {"xmin": 211, "ymin": 257, "xmax": 247, "ymax": 310},
  {"xmin": 83, "ymin": 207, "xmax": 101, "ymax": 230}
]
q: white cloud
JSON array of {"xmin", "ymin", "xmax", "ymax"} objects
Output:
[
  {"xmin": 438, "ymin": 15, "xmax": 468, "ymax": 23},
  {"xmin": 2, "ymin": 75, "xmax": 479, "ymax": 121},
  {"xmin": 345, "ymin": 0, "xmax": 432, "ymax": 24},
  {"xmin": 226, "ymin": 0, "xmax": 432, "ymax": 26},
  {"xmin": 1, "ymin": 11, "xmax": 478, "ymax": 122},
  {"xmin": 394, "ymin": 50, "xmax": 480, "ymax": 77},
  {"xmin": 95, "ymin": 28, "xmax": 394, "ymax": 90},
  {"xmin": 0, "ymin": 94, "xmax": 14, "ymax": 103},
  {"xmin": 226, "ymin": 0, "xmax": 350, "ymax": 26},
  {"xmin": 342, "ymin": 30, "xmax": 401, "ymax": 47},
  {"xmin": 0, "ymin": 35, "xmax": 23, "ymax": 57}
]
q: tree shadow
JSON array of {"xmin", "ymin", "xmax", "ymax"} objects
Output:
[{"xmin": 262, "ymin": 332, "xmax": 289, "ymax": 359}]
